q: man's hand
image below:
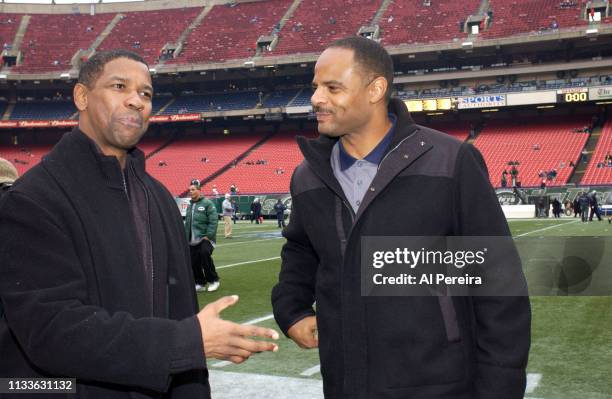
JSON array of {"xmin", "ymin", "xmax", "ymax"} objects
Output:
[
  {"xmin": 197, "ymin": 295, "xmax": 279, "ymax": 364},
  {"xmin": 287, "ymin": 315, "xmax": 318, "ymax": 349}
]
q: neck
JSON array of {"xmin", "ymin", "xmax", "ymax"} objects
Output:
[
  {"xmin": 79, "ymin": 120, "xmax": 127, "ymax": 169},
  {"xmin": 340, "ymin": 108, "xmax": 391, "ymax": 159}
]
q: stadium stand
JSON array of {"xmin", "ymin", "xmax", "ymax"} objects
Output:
[
  {"xmin": 481, "ymin": 0, "xmax": 586, "ymax": 39},
  {"xmin": 0, "ymin": 130, "xmax": 63, "ymax": 176},
  {"xmin": 426, "ymin": 121, "xmax": 472, "ymax": 142},
  {"xmin": 13, "ymin": 13, "xmax": 115, "ymax": 73},
  {"xmin": 474, "ymin": 116, "xmax": 590, "ymax": 188},
  {"xmin": 263, "ymin": 88, "xmax": 301, "ymax": 108},
  {"xmin": 206, "ymin": 130, "xmax": 317, "ymax": 194},
  {"xmin": 145, "ymin": 133, "xmax": 264, "ymax": 195},
  {"xmin": 0, "ymin": 14, "xmax": 21, "ymax": 54},
  {"xmin": 171, "ymin": 0, "xmax": 291, "ymax": 64},
  {"xmin": 271, "ymin": 0, "xmax": 382, "ymax": 55},
  {"xmin": 379, "ymin": 0, "xmax": 480, "ymax": 45},
  {"xmin": 581, "ymin": 119, "xmax": 612, "ymax": 186},
  {"xmin": 161, "ymin": 91, "xmax": 260, "ymax": 114},
  {"xmin": 97, "ymin": 7, "xmax": 202, "ymax": 65},
  {"xmin": 288, "ymin": 88, "xmax": 313, "ymax": 107},
  {"xmin": 10, "ymin": 101, "xmax": 76, "ymax": 120}
]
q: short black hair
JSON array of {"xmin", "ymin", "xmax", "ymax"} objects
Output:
[
  {"xmin": 78, "ymin": 49, "xmax": 148, "ymax": 88},
  {"xmin": 327, "ymin": 36, "xmax": 394, "ymax": 103}
]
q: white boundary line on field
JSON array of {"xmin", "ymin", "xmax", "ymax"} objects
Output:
[
  {"xmin": 217, "ymin": 237, "xmax": 282, "ymax": 247},
  {"xmin": 300, "ymin": 364, "xmax": 321, "ymax": 377},
  {"xmin": 515, "ymin": 220, "xmax": 578, "ymax": 237},
  {"xmin": 525, "ymin": 373, "xmax": 542, "ymax": 394},
  {"xmin": 211, "ymin": 313, "xmax": 275, "ymax": 369},
  {"xmin": 216, "ymin": 256, "xmax": 281, "ymax": 270}
]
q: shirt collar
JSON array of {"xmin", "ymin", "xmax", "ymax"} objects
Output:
[{"xmin": 338, "ymin": 113, "xmax": 397, "ymax": 171}]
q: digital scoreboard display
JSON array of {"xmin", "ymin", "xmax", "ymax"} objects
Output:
[{"xmin": 556, "ymin": 88, "xmax": 589, "ymax": 103}]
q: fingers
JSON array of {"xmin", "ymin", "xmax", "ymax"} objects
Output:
[
  {"xmin": 235, "ymin": 324, "xmax": 280, "ymax": 340},
  {"xmin": 207, "ymin": 295, "xmax": 239, "ymax": 315},
  {"xmin": 229, "ymin": 336, "xmax": 279, "ymax": 354}
]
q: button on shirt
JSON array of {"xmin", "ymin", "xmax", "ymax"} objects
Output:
[{"xmin": 330, "ymin": 114, "xmax": 397, "ymax": 213}]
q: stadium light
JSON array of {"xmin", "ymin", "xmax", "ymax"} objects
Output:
[
  {"xmin": 149, "ymin": 68, "xmax": 156, "ymax": 75},
  {"xmin": 0, "ymin": 74, "xmax": 7, "ymax": 81},
  {"xmin": 60, "ymin": 73, "xmax": 71, "ymax": 80},
  {"xmin": 585, "ymin": 28, "xmax": 598, "ymax": 36},
  {"xmin": 461, "ymin": 41, "xmax": 473, "ymax": 49},
  {"xmin": 244, "ymin": 61, "xmax": 255, "ymax": 68}
]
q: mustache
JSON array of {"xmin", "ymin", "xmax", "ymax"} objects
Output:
[{"xmin": 312, "ymin": 106, "xmax": 334, "ymax": 114}]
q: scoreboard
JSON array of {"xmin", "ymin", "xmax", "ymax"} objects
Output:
[{"xmin": 556, "ymin": 88, "xmax": 589, "ymax": 103}]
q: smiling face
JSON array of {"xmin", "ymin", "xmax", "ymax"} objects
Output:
[
  {"xmin": 74, "ymin": 57, "xmax": 153, "ymax": 158},
  {"xmin": 311, "ymin": 47, "xmax": 377, "ymax": 138}
]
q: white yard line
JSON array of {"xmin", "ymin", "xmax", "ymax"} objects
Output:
[
  {"xmin": 216, "ymin": 256, "xmax": 281, "ymax": 270},
  {"xmin": 516, "ymin": 220, "xmax": 578, "ymax": 237},
  {"xmin": 211, "ymin": 314, "xmax": 275, "ymax": 368},
  {"xmin": 525, "ymin": 373, "xmax": 542, "ymax": 394},
  {"xmin": 300, "ymin": 364, "xmax": 321, "ymax": 377},
  {"xmin": 217, "ymin": 237, "xmax": 282, "ymax": 247}
]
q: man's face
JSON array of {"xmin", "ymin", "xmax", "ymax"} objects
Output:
[
  {"xmin": 78, "ymin": 57, "xmax": 153, "ymax": 152},
  {"xmin": 189, "ymin": 185, "xmax": 201, "ymax": 201},
  {"xmin": 311, "ymin": 47, "xmax": 373, "ymax": 137}
]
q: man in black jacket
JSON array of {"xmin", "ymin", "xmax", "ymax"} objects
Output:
[
  {"xmin": 272, "ymin": 37, "xmax": 530, "ymax": 399},
  {"xmin": 0, "ymin": 50, "xmax": 278, "ymax": 399}
]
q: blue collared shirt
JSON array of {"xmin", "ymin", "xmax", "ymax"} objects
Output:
[{"xmin": 331, "ymin": 114, "xmax": 397, "ymax": 213}]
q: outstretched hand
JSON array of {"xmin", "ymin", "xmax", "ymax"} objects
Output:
[{"xmin": 197, "ymin": 295, "xmax": 279, "ymax": 364}]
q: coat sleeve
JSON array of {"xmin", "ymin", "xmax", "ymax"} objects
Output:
[
  {"xmin": 0, "ymin": 192, "xmax": 206, "ymax": 392},
  {"xmin": 453, "ymin": 143, "xmax": 531, "ymax": 399},
  {"xmin": 271, "ymin": 179, "xmax": 319, "ymax": 336}
]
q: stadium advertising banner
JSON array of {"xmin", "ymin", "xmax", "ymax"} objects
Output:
[
  {"xmin": 589, "ymin": 85, "xmax": 612, "ymax": 101},
  {"xmin": 149, "ymin": 113, "xmax": 202, "ymax": 123},
  {"xmin": 0, "ymin": 114, "xmax": 201, "ymax": 129},
  {"xmin": 0, "ymin": 120, "xmax": 78, "ymax": 129},
  {"xmin": 457, "ymin": 94, "xmax": 506, "ymax": 109},
  {"xmin": 507, "ymin": 91, "xmax": 557, "ymax": 106}
]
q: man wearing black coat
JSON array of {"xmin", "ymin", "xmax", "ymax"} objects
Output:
[
  {"xmin": 272, "ymin": 37, "xmax": 530, "ymax": 399},
  {"xmin": 0, "ymin": 50, "xmax": 278, "ymax": 399}
]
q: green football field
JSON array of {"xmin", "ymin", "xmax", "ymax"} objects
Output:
[{"xmin": 197, "ymin": 218, "xmax": 612, "ymax": 399}]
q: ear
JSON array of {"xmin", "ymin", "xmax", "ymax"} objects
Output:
[
  {"xmin": 73, "ymin": 83, "xmax": 88, "ymax": 111},
  {"xmin": 368, "ymin": 76, "xmax": 388, "ymax": 105}
]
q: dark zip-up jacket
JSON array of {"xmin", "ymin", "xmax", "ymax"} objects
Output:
[
  {"xmin": 0, "ymin": 129, "xmax": 210, "ymax": 398},
  {"xmin": 272, "ymin": 98, "xmax": 531, "ymax": 399}
]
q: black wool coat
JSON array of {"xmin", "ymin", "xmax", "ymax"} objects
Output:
[
  {"xmin": 0, "ymin": 129, "xmax": 210, "ymax": 398},
  {"xmin": 272, "ymin": 98, "xmax": 531, "ymax": 399}
]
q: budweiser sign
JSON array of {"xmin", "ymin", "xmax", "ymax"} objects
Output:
[
  {"xmin": 150, "ymin": 113, "xmax": 201, "ymax": 123},
  {"xmin": 0, "ymin": 114, "xmax": 202, "ymax": 129}
]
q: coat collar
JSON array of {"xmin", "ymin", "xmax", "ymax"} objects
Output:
[
  {"xmin": 46, "ymin": 127, "xmax": 148, "ymax": 191},
  {"xmin": 296, "ymin": 98, "xmax": 426, "ymax": 204}
]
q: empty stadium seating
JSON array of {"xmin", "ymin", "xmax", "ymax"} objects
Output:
[
  {"xmin": 474, "ymin": 116, "xmax": 590, "ymax": 188},
  {"xmin": 161, "ymin": 91, "xmax": 260, "ymax": 114},
  {"xmin": 581, "ymin": 120, "xmax": 612, "ymax": 186},
  {"xmin": 379, "ymin": 0, "xmax": 480, "ymax": 46},
  {"xmin": 97, "ymin": 8, "xmax": 202, "ymax": 65},
  {"xmin": 172, "ymin": 0, "xmax": 291, "ymax": 64},
  {"xmin": 425, "ymin": 121, "xmax": 471, "ymax": 142},
  {"xmin": 10, "ymin": 101, "xmax": 76, "ymax": 120},
  {"xmin": 0, "ymin": 14, "xmax": 21, "ymax": 54},
  {"xmin": 206, "ymin": 130, "xmax": 317, "ymax": 194},
  {"xmin": 13, "ymin": 13, "xmax": 115, "ymax": 73},
  {"xmin": 145, "ymin": 133, "xmax": 264, "ymax": 195},
  {"xmin": 263, "ymin": 88, "xmax": 301, "ymax": 108},
  {"xmin": 481, "ymin": 0, "xmax": 586, "ymax": 39},
  {"xmin": 288, "ymin": 88, "xmax": 313, "ymax": 107},
  {"xmin": 271, "ymin": 0, "xmax": 382, "ymax": 55}
]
